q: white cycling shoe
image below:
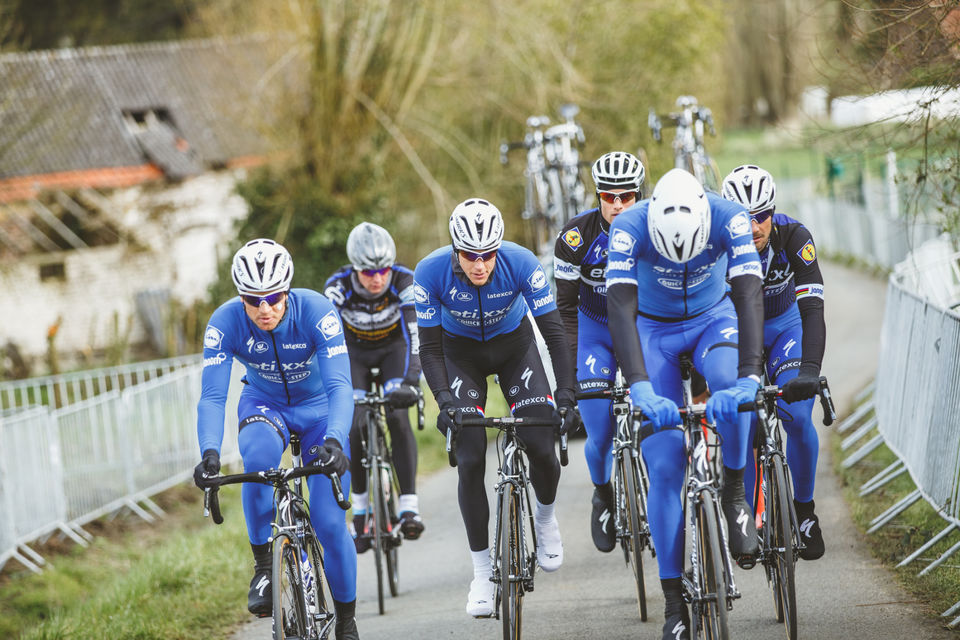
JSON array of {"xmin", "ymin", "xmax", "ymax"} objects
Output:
[
  {"xmin": 466, "ymin": 574, "xmax": 496, "ymax": 617},
  {"xmin": 535, "ymin": 515, "xmax": 563, "ymax": 572}
]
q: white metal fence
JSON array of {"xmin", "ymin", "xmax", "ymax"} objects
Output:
[{"xmin": 0, "ymin": 361, "xmax": 242, "ymax": 573}]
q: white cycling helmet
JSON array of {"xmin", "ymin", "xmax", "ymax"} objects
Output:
[
  {"xmin": 346, "ymin": 222, "xmax": 396, "ymax": 271},
  {"xmin": 231, "ymin": 238, "xmax": 294, "ymax": 294},
  {"xmin": 591, "ymin": 151, "xmax": 645, "ymax": 193},
  {"xmin": 721, "ymin": 164, "xmax": 776, "ymax": 213},
  {"xmin": 647, "ymin": 168, "xmax": 711, "ymax": 264},
  {"xmin": 448, "ymin": 198, "xmax": 504, "ymax": 252}
]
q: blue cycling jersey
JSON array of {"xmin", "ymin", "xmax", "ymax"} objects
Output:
[
  {"xmin": 606, "ymin": 192, "xmax": 762, "ymax": 318},
  {"xmin": 413, "ymin": 241, "xmax": 556, "ymax": 341},
  {"xmin": 197, "ymin": 288, "xmax": 354, "ymax": 454}
]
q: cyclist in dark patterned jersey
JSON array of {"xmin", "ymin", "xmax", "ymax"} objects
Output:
[
  {"xmin": 554, "ymin": 151, "xmax": 646, "ymax": 553},
  {"xmin": 414, "ymin": 198, "xmax": 581, "ymax": 618},
  {"xmin": 721, "ymin": 164, "xmax": 827, "ymax": 560},
  {"xmin": 324, "ymin": 223, "xmax": 425, "ymax": 549}
]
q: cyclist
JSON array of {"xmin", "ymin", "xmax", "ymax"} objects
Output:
[
  {"xmin": 606, "ymin": 169, "xmax": 765, "ymax": 640},
  {"xmin": 324, "ymin": 222, "xmax": 425, "ymax": 550},
  {"xmin": 193, "ymin": 239, "xmax": 360, "ymax": 640},
  {"xmin": 414, "ymin": 198, "xmax": 580, "ymax": 617},
  {"xmin": 721, "ymin": 164, "xmax": 826, "ymax": 560},
  {"xmin": 554, "ymin": 151, "xmax": 645, "ymax": 553}
]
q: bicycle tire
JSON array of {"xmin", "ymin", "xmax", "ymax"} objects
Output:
[
  {"xmin": 500, "ymin": 481, "xmax": 523, "ymax": 640},
  {"xmin": 379, "ymin": 427, "xmax": 401, "ymax": 598},
  {"xmin": 272, "ymin": 533, "xmax": 308, "ymax": 640},
  {"xmin": 767, "ymin": 455, "xmax": 798, "ymax": 639},
  {"xmin": 691, "ymin": 491, "xmax": 729, "ymax": 640},
  {"xmin": 622, "ymin": 452, "xmax": 648, "ymax": 621},
  {"xmin": 304, "ymin": 532, "xmax": 336, "ymax": 639},
  {"xmin": 367, "ymin": 414, "xmax": 386, "ymax": 615}
]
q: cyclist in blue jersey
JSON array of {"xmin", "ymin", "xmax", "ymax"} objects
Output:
[
  {"xmin": 554, "ymin": 151, "xmax": 646, "ymax": 552},
  {"xmin": 193, "ymin": 239, "xmax": 360, "ymax": 640},
  {"xmin": 324, "ymin": 222, "xmax": 425, "ymax": 550},
  {"xmin": 414, "ymin": 198, "xmax": 580, "ymax": 618},
  {"xmin": 721, "ymin": 164, "xmax": 827, "ymax": 560},
  {"xmin": 606, "ymin": 169, "xmax": 765, "ymax": 640}
]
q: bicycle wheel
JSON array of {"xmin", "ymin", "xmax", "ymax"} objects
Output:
[
  {"xmin": 499, "ymin": 482, "xmax": 523, "ymax": 640},
  {"xmin": 367, "ymin": 416, "xmax": 386, "ymax": 615},
  {"xmin": 378, "ymin": 428, "xmax": 401, "ymax": 598},
  {"xmin": 621, "ymin": 452, "xmax": 648, "ymax": 621},
  {"xmin": 272, "ymin": 534, "xmax": 308, "ymax": 640},
  {"xmin": 766, "ymin": 455, "xmax": 797, "ymax": 639},
  {"xmin": 690, "ymin": 491, "xmax": 729, "ymax": 640},
  {"xmin": 304, "ymin": 532, "xmax": 336, "ymax": 640}
]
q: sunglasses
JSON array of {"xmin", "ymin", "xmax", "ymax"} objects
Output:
[
  {"xmin": 460, "ymin": 249, "xmax": 498, "ymax": 262},
  {"xmin": 241, "ymin": 291, "xmax": 286, "ymax": 307},
  {"xmin": 750, "ymin": 207, "xmax": 775, "ymax": 224},
  {"xmin": 360, "ymin": 266, "xmax": 391, "ymax": 277},
  {"xmin": 597, "ymin": 190, "xmax": 639, "ymax": 205}
]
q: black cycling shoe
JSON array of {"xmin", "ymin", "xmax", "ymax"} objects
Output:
[
  {"xmin": 335, "ymin": 616, "xmax": 360, "ymax": 640},
  {"xmin": 662, "ymin": 608, "xmax": 690, "ymax": 640},
  {"xmin": 795, "ymin": 500, "xmax": 825, "ymax": 560},
  {"xmin": 353, "ymin": 514, "xmax": 372, "ymax": 554},
  {"xmin": 247, "ymin": 567, "xmax": 272, "ymax": 616},
  {"xmin": 722, "ymin": 497, "xmax": 759, "ymax": 569},
  {"xmin": 590, "ymin": 484, "xmax": 616, "ymax": 553},
  {"xmin": 399, "ymin": 511, "xmax": 425, "ymax": 540}
]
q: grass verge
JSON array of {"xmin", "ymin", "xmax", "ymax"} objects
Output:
[{"xmin": 831, "ymin": 391, "xmax": 960, "ymax": 634}]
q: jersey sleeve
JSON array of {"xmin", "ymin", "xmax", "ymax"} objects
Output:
[
  {"xmin": 785, "ymin": 224, "xmax": 826, "ymax": 374},
  {"xmin": 413, "ymin": 262, "xmax": 442, "ymax": 328},
  {"xmin": 518, "ymin": 253, "xmax": 556, "ymax": 316},
  {"xmin": 722, "ymin": 209, "xmax": 763, "ymax": 280},
  {"xmin": 323, "ymin": 272, "xmax": 347, "ymax": 309},
  {"xmin": 305, "ymin": 297, "xmax": 354, "ymax": 445},
  {"xmin": 197, "ymin": 307, "xmax": 237, "ymax": 454},
  {"xmin": 605, "ymin": 218, "xmax": 642, "ymax": 287}
]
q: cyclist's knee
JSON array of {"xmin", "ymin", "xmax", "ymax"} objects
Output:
[{"xmin": 642, "ymin": 430, "xmax": 685, "ymax": 484}]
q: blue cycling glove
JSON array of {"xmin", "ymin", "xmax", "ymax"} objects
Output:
[
  {"xmin": 629, "ymin": 381, "xmax": 681, "ymax": 430},
  {"xmin": 706, "ymin": 376, "xmax": 760, "ymax": 425}
]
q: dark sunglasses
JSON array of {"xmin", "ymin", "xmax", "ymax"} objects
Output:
[
  {"xmin": 597, "ymin": 190, "xmax": 639, "ymax": 205},
  {"xmin": 360, "ymin": 266, "xmax": 391, "ymax": 277},
  {"xmin": 460, "ymin": 249, "xmax": 498, "ymax": 262},
  {"xmin": 241, "ymin": 291, "xmax": 286, "ymax": 307},
  {"xmin": 750, "ymin": 207, "xmax": 775, "ymax": 224}
]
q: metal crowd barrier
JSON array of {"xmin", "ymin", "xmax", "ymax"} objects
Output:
[
  {"xmin": 840, "ymin": 252, "xmax": 960, "ymax": 626},
  {"xmin": 0, "ymin": 353, "xmax": 201, "ymax": 414},
  {"xmin": 0, "ymin": 360, "xmax": 243, "ymax": 574}
]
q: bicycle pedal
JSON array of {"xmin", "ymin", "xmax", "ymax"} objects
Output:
[
  {"xmin": 255, "ymin": 612, "xmax": 271, "ymax": 619},
  {"xmin": 736, "ymin": 554, "xmax": 757, "ymax": 570}
]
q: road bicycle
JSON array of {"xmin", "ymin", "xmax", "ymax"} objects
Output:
[
  {"xmin": 749, "ymin": 376, "xmax": 836, "ymax": 640},
  {"xmin": 353, "ymin": 368, "xmax": 425, "ymax": 614},
  {"xmin": 576, "ymin": 381, "xmax": 654, "ymax": 621},
  {"xmin": 501, "ymin": 104, "xmax": 588, "ymax": 255},
  {"xmin": 648, "ymin": 95, "xmax": 721, "ymax": 191},
  {"xmin": 673, "ymin": 353, "xmax": 741, "ymax": 640},
  {"xmin": 202, "ymin": 434, "xmax": 351, "ymax": 640},
  {"xmin": 445, "ymin": 413, "xmax": 569, "ymax": 640}
]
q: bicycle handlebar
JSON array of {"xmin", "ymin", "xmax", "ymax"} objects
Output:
[
  {"xmin": 202, "ymin": 465, "xmax": 351, "ymax": 523},
  {"xmin": 444, "ymin": 411, "xmax": 569, "ymax": 468},
  {"xmin": 356, "ymin": 388, "xmax": 426, "ymax": 430}
]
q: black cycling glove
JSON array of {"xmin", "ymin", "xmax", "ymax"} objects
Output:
[
  {"xmin": 313, "ymin": 438, "xmax": 349, "ymax": 477},
  {"xmin": 387, "ymin": 385, "xmax": 420, "ymax": 409},
  {"xmin": 435, "ymin": 390, "xmax": 459, "ymax": 437},
  {"xmin": 193, "ymin": 449, "xmax": 220, "ymax": 489},
  {"xmin": 781, "ymin": 372, "xmax": 821, "ymax": 403},
  {"xmin": 553, "ymin": 387, "xmax": 582, "ymax": 436}
]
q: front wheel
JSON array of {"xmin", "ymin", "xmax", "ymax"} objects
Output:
[
  {"xmin": 304, "ymin": 533, "xmax": 336, "ymax": 639},
  {"xmin": 766, "ymin": 456, "xmax": 798, "ymax": 639},
  {"xmin": 621, "ymin": 452, "xmax": 648, "ymax": 621},
  {"xmin": 499, "ymin": 482, "xmax": 524, "ymax": 640},
  {"xmin": 690, "ymin": 491, "xmax": 729, "ymax": 640},
  {"xmin": 272, "ymin": 534, "xmax": 308, "ymax": 640},
  {"xmin": 379, "ymin": 429, "xmax": 401, "ymax": 598},
  {"xmin": 367, "ymin": 416, "xmax": 387, "ymax": 614}
]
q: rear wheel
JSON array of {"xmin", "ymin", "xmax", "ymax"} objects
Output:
[
  {"xmin": 767, "ymin": 456, "xmax": 797, "ymax": 639},
  {"xmin": 690, "ymin": 491, "xmax": 729, "ymax": 640},
  {"xmin": 622, "ymin": 453, "xmax": 648, "ymax": 621},
  {"xmin": 499, "ymin": 482, "xmax": 523, "ymax": 640},
  {"xmin": 272, "ymin": 534, "xmax": 307, "ymax": 640},
  {"xmin": 378, "ymin": 428, "xmax": 401, "ymax": 598}
]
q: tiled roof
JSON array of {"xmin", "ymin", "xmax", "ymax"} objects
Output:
[{"xmin": 0, "ymin": 35, "xmax": 299, "ymax": 180}]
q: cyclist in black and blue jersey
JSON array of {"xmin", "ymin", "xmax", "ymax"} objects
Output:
[
  {"xmin": 193, "ymin": 239, "xmax": 360, "ymax": 640},
  {"xmin": 414, "ymin": 198, "xmax": 580, "ymax": 618},
  {"xmin": 606, "ymin": 169, "xmax": 765, "ymax": 640},
  {"xmin": 554, "ymin": 151, "xmax": 645, "ymax": 553},
  {"xmin": 721, "ymin": 164, "xmax": 827, "ymax": 560},
  {"xmin": 325, "ymin": 222, "xmax": 425, "ymax": 551}
]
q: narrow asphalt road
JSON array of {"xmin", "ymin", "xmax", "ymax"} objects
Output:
[{"xmin": 230, "ymin": 260, "xmax": 955, "ymax": 639}]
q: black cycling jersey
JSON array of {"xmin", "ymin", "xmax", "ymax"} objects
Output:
[
  {"xmin": 760, "ymin": 213, "xmax": 826, "ymax": 376},
  {"xmin": 324, "ymin": 264, "xmax": 421, "ymax": 385},
  {"xmin": 553, "ymin": 208, "xmax": 610, "ymax": 361}
]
